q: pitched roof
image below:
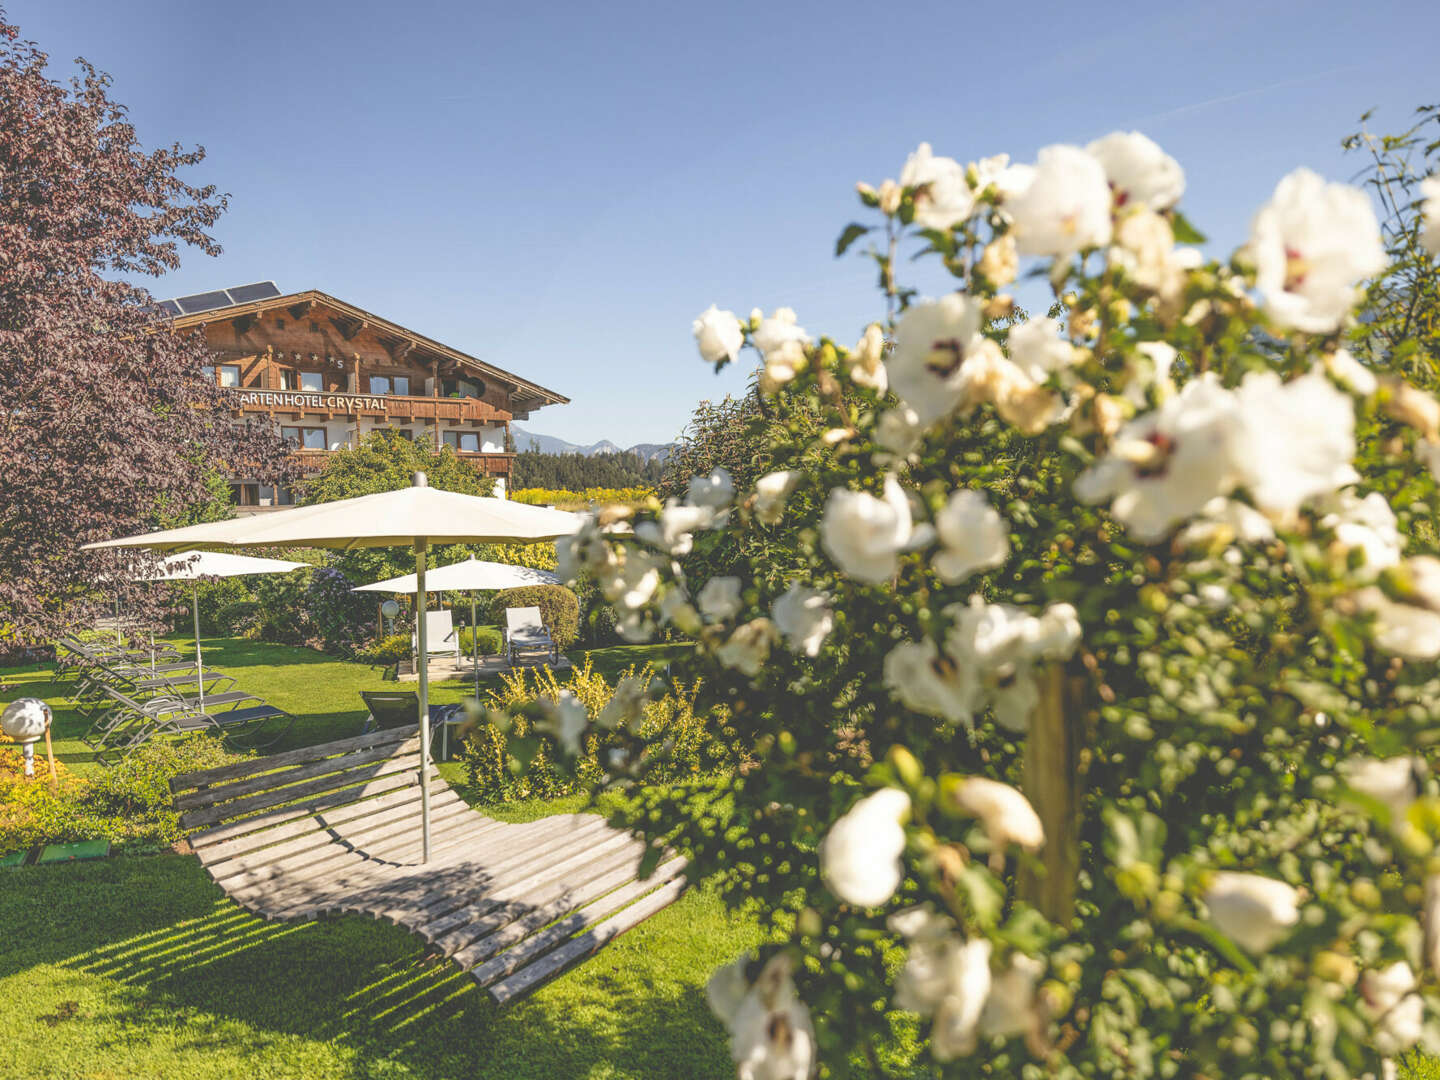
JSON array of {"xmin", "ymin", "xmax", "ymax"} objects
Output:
[{"xmin": 164, "ymin": 288, "xmax": 569, "ymax": 412}]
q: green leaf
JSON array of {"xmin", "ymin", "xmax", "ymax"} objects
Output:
[
  {"xmin": 835, "ymin": 223, "xmax": 872, "ymax": 257},
  {"xmin": 1171, "ymin": 211, "xmax": 1208, "ymax": 245}
]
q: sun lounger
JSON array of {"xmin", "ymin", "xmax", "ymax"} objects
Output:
[
  {"xmin": 411, "ymin": 610, "xmax": 460, "ymax": 665},
  {"xmin": 504, "ymin": 606, "xmax": 558, "ymax": 667},
  {"xmin": 91, "ymin": 684, "xmax": 292, "ymax": 764}
]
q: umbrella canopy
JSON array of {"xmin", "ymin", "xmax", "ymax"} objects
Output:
[
  {"xmin": 352, "ymin": 558, "xmax": 559, "ymax": 594},
  {"xmin": 85, "ymin": 484, "xmax": 580, "ymax": 553},
  {"xmin": 85, "ymin": 475, "xmax": 581, "ymax": 864},
  {"xmin": 137, "ymin": 550, "xmax": 308, "ymax": 581},
  {"xmin": 133, "ymin": 550, "xmax": 307, "ymax": 708}
]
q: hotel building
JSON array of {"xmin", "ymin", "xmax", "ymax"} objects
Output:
[{"xmin": 159, "ymin": 282, "xmax": 568, "ymax": 509}]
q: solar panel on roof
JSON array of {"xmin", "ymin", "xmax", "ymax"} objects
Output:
[
  {"xmin": 224, "ymin": 281, "xmax": 281, "ymax": 304},
  {"xmin": 175, "ymin": 290, "xmax": 234, "ymax": 315},
  {"xmin": 155, "ymin": 299, "xmax": 182, "ymax": 316}
]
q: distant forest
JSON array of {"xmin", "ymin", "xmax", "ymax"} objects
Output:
[{"xmin": 509, "ymin": 449, "xmax": 665, "ymax": 490}]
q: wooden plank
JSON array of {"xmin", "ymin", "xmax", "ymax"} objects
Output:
[
  {"xmin": 179, "ymin": 752, "xmax": 424, "ymax": 831},
  {"xmin": 483, "ymin": 877, "xmax": 688, "ymax": 1003},
  {"xmin": 385, "ymin": 826, "xmax": 636, "ymax": 937},
  {"xmin": 190, "ymin": 769, "xmax": 422, "ymax": 850},
  {"xmin": 175, "ymin": 737, "xmax": 420, "ymax": 811},
  {"xmin": 171, "ymin": 724, "xmax": 417, "ymax": 793},
  {"xmin": 208, "ymin": 789, "xmax": 477, "ymax": 886},
  {"xmin": 196, "ymin": 781, "xmax": 431, "ymax": 867},
  {"xmin": 443, "ymin": 846, "xmax": 661, "ymax": 967},
  {"xmin": 215, "ymin": 792, "xmax": 475, "ymax": 891}
]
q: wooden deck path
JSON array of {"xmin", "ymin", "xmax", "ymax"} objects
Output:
[{"xmin": 169, "ymin": 725, "xmax": 685, "ymax": 1004}]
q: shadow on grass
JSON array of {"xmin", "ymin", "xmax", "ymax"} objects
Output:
[{"xmin": 5, "ymin": 855, "xmax": 731, "ymax": 1078}]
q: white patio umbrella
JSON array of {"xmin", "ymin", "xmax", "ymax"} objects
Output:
[
  {"xmin": 135, "ymin": 550, "xmax": 307, "ymax": 707},
  {"xmin": 353, "ymin": 557, "xmax": 561, "ymax": 697},
  {"xmin": 86, "ymin": 475, "xmax": 580, "ymax": 862}
]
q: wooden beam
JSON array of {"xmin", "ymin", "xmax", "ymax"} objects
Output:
[
  {"xmin": 287, "ymin": 301, "xmax": 313, "ymax": 321},
  {"xmin": 232, "ymin": 314, "xmax": 258, "ymax": 335},
  {"xmin": 334, "ymin": 316, "xmax": 368, "ymax": 341}
]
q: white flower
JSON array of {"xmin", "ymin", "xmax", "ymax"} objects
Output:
[
  {"xmin": 1112, "ymin": 207, "xmax": 1191, "ymax": 303},
  {"xmin": 1250, "ymin": 168, "xmax": 1385, "ymax": 333},
  {"xmin": 1421, "ymin": 175, "xmax": 1440, "ymax": 257},
  {"xmin": 602, "ymin": 551, "xmax": 662, "ymax": 611},
  {"xmin": 753, "ymin": 470, "xmax": 800, "ymax": 525},
  {"xmin": 1360, "ymin": 962, "xmax": 1423, "ymax": 1056},
  {"xmin": 1122, "ymin": 341, "xmax": 1178, "ymax": 408},
  {"xmin": 930, "ymin": 938, "xmax": 993, "ymax": 1061},
  {"xmin": 988, "ymin": 674, "xmax": 1041, "ymax": 734},
  {"xmin": 1203, "ymin": 872, "xmax": 1301, "ymax": 953},
  {"xmin": 901, "ymin": 143, "xmax": 975, "ymax": 230},
  {"xmin": 1030, "ymin": 602, "xmax": 1082, "ymax": 661},
  {"xmin": 1341, "ymin": 756, "xmax": 1421, "ymax": 831},
  {"xmin": 537, "ymin": 691, "xmax": 589, "ymax": 757},
  {"xmin": 771, "ymin": 584, "xmax": 833, "ymax": 657},
  {"xmin": 693, "ymin": 305, "xmax": 745, "ymax": 367},
  {"xmin": 875, "ymin": 404, "xmax": 924, "ymax": 460},
  {"xmin": 1007, "ymin": 317, "xmax": 1078, "ymax": 384},
  {"xmin": 1356, "ymin": 586, "xmax": 1440, "ymax": 661},
  {"xmin": 1174, "ymin": 497, "xmax": 1277, "ymax": 548},
  {"xmin": 979, "ymin": 952, "xmax": 1046, "ymax": 1040},
  {"xmin": 1326, "ymin": 348, "xmax": 1378, "ymax": 396},
  {"xmin": 957, "ymin": 338, "xmax": 1063, "ymax": 435},
  {"xmin": 847, "ymin": 323, "xmax": 888, "ymax": 393},
  {"xmin": 1085, "ymin": 131, "xmax": 1185, "ymax": 210},
  {"xmin": 888, "ymin": 294, "xmax": 986, "ymax": 426},
  {"xmin": 710, "ymin": 954, "xmax": 817, "ymax": 1080},
  {"xmin": 1074, "ymin": 374, "xmax": 1245, "ymax": 542},
  {"xmin": 615, "ymin": 609, "xmax": 656, "ymax": 643},
  {"xmin": 819, "ymin": 788, "xmax": 910, "ymax": 908},
  {"xmin": 953, "ymin": 778, "xmax": 1044, "ymax": 853},
  {"xmin": 596, "ymin": 675, "xmax": 649, "ymax": 731},
  {"xmin": 716, "ymin": 618, "xmax": 779, "ymax": 676},
  {"xmin": 660, "ymin": 587, "xmax": 701, "ymax": 634},
  {"xmin": 1232, "ymin": 369, "xmax": 1357, "ymax": 520},
  {"xmin": 1320, "ymin": 490, "xmax": 1402, "ymax": 578},
  {"xmin": 821, "ymin": 475, "xmax": 915, "ymax": 584},
  {"xmin": 890, "ymin": 907, "xmax": 959, "ymax": 1014},
  {"xmin": 933, "ymin": 490, "xmax": 1010, "ymax": 584},
  {"xmin": 883, "ymin": 638, "xmax": 981, "ymax": 726},
  {"xmin": 977, "ymin": 235, "xmax": 1018, "ymax": 287},
  {"xmin": 1007, "ymin": 144, "xmax": 1113, "ymax": 258},
  {"xmin": 752, "ymin": 307, "xmax": 811, "ymax": 358},
  {"xmin": 635, "ymin": 499, "xmax": 714, "ymax": 556},
  {"xmin": 698, "ymin": 576, "xmax": 743, "ymax": 621},
  {"xmin": 688, "ymin": 468, "xmax": 735, "ymax": 510}
]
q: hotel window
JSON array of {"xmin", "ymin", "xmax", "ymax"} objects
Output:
[
  {"xmin": 299, "ymin": 371, "xmax": 324, "ymax": 392},
  {"xmin": 441, "ymin": 377, "xmax": 483, "ymax": 399},
  {"xmin": 230, "ymin": 483, "xmax": 260, "ymax": 507},
  {"xmin": 275, "ymin": 486, "xmax": 295, "ymax": 506},
  {"xmin": 369, "ymin": 375, "xmax": 412, "ymax": 396},
  {"xmin": 442, "ymin": 430, "xmax": 480, "ymax": 452},
  {"xmin": 282, "ymin": 425, "xmax": 327, "ymax": 450},
  {"xmin": 218, "ymin": 364, "xmax": 242, "ymax": 387},
  {"xmin": 279, "ymin": 369, "xmax": 299, "ymax": 390}
]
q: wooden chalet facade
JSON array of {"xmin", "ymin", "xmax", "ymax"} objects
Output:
[{"xmin": 161, "ymin": 284, "xmax": 568, "ymax": 509}]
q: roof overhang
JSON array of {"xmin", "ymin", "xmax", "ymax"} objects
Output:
[{"xmin": 166, "ymin": 289, "xmax": 569, "ymax": 409}]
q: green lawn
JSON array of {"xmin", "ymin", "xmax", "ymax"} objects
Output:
[{"xmin": 0, "ymin": 637, "xmax": 749, "ymax": 1079}]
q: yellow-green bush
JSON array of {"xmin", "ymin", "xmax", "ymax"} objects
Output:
[
  {"xmin": 508, "ymin": 487, "xmax": 655, "ymax": 510},
  {"xmin": 457, "ymin": 658, "xmax": 735, "ymax": 802}
]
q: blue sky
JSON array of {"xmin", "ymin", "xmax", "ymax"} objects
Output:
[{"xmin": 15, "ymin": 0, "xmax": 1440, "ymax": 445}]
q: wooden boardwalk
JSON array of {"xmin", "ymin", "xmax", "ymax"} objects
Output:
[{"xmin": 169, "ymin": 725, "xmax": 684, "ymax": 1004}]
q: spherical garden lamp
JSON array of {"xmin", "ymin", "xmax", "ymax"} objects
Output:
[
  {"xmin": 1, "ymin": 698, "xmax": 55, "ymax": 781},
  {"xmin": 381, "ymin": 598, "xmax": 400, "ymax": 635}
]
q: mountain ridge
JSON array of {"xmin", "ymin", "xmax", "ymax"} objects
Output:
[{"xmin": 511, "ymin": 424, "xmax": 673, "ymax": 463}]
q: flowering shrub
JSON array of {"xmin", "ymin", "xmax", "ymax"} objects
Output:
[
  {"xmin": 458, "ymin": 658, "xmax": 731, "ymax": 802},
  {"xmin": 509, "ymin": 486, "xmax": 656, "ymax": 509},
  {"xmin": 353, "ymin": 633, "xmax": 412, "ymax": 666},
  {"xmin": 539, "ymin": 115, "xmax": 1440, "ymax": 1077}
]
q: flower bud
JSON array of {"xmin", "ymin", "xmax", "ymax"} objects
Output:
[
  {"xmin": 983, "ymin": 295, "xmax": 1015, "ymax": 321},
  {"xmin": 878, "ymin": 179, "xmax": 902, "ymax": 216},
  {"xmin": 855, "ymin": 181, "xmax": 880, "ymax": 208}
]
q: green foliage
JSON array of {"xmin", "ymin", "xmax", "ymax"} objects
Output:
[
  {"xmin": 300, "ymin": 430, "xmax": 495, "ymax": 504},
  {"xmin": 1, "ymin": 736, "xmax": 242, "ymax": 854},
  {"xmin": 487, "ymin": 585, "xmax": 580, "ymax": 649},
  {"xmin": 658, "ymin": 392, "xmax": 771, "ymax": 502},
  {"xmin": 457, "ymin": 658, "xmax": 734, "ymax": 802},
  {"xmin": 213, "ymin": 598, "xmax": 262, "ymax": 637},
  {"xmin": 458, "ymin": 626, "xmax": 503, "ymax": 656},
  {"xmin": 510, "ymin": 448, "xmax": 664, "ymax": 490},
  {"xmin": 353, "ymin": 633, "xmax": 411, "ymax": 666}
]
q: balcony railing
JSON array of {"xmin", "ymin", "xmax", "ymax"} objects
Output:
[{"xmin": 222, "ymin": 386, "xmax": 509, "ymax": 424}]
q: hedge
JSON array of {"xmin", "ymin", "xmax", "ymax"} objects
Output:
[{"xmin": 487, "ymin": 585, "xmax": 579, "ymax": 649}]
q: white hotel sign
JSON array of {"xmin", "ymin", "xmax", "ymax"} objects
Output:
[{"xmin": 236, "ymin": 390, "xmax": 390, "ymax": 411}]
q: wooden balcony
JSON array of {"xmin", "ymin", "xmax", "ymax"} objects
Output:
[
  {"xmin": 290, "ymin": 447, "xmax": 513, "ymax": 477},
  {"xmin": 223, "ymin": 386, "xmax": 509, "ymax": 424}
]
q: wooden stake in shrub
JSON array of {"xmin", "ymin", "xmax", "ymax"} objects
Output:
[
  {"xmin": 1019, "ymin": 665, "xmax": 1081, "ymax": 925},
  {"xmin": 43, "ymin": 718, "xmax": 56, "ymax": 787}
]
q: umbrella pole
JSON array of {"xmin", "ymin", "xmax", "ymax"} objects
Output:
[
  {"xmin": 471, "ymin": 593, "xmax": 480, "ymax": 700},
  {"xmin": 416, "ymin": 540, "xmax": 431, "ymax": 863},
  {"xmin": 192, "ymin": 585, "xmax": 205, "ymax": 707}
]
